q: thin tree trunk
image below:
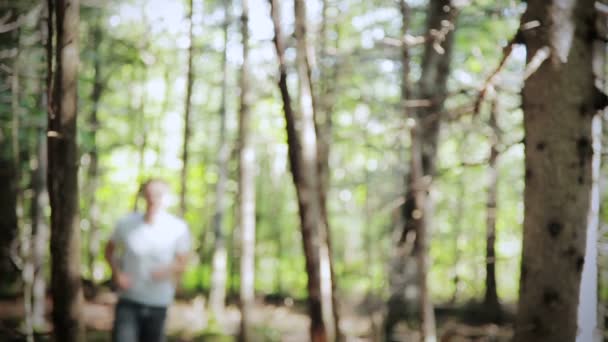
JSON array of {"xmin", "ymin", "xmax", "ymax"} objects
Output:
[
  {"xmin": 269, "ymin": 0, "xmax": 328, "ymax": 340},
  {"xmin": 238, "ymin": 0, "xmax": 256, "ymax": 339},
  {"xmin": 209, "ymin": 7, "xmax": 231, "ymax": 319},
  {"xmin": 316, "ymin": 0, "xmax": 342, "ymax": 338},
  {"xmin": 31, "ymin": 126, "xmax": 49, "ymax": 331},
  {"xmin": 29, "ymin": 6, "xmax": 50, "ymax": 330},
  {"xmin": 385, "ymin": 1, "xmax": 415, "ymax": 338},
  {"xmin": 180, "ymin": 0, "xmax": 195, "ymax": 217},
  {"xmin": 389, "ymin": 1, "xmax": 457, "ymax": 340},
  {"xmin": 483, "ymin": 99, "xmax": 501, "ymax": 321},
  {"xmin": 514, "ymin": 1, "xmax": 601, "ymax": 341},
  {"xmin": 576, "ymin": 4, "xmax": 606, "ymax": 342},
  {"xmin": 86, "ymin": 12, "xmax": 103, "ymax": 282},
  {"xmin": 47, "ymin": 0, "xmax": 84, "ymax": 340}
]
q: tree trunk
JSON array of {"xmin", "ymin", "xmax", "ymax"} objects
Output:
[
  {"xmin": 31, "ymin": 126, "xmax": 49, "ymax": 331},
  {"xmin": 576, "ymin": 4, "xmax": 606, "ymax": 342},
  {"xmin": 0, "ymin": 6, "xmax": 21, "ymax": 296},
  {"xmin": 238, "ymin": 0, "xmax": 256, "ymax": 340},
  {"xmin": 28, "ymin": 6, "xmax": 50, "ymax": 330},
  {"xmin": 47, "ymin": 0, "xmax": 85, "ymax": 341},
  {"xmin": 387, "ymin": 1, "xmax": 457, "ymax": 340},
  {"xmin": 269, "ymin": 0, "xmax": 328, "ymax": 340},
  {"xmin": 209, "ymin": 7, "xmax": 231, "ymax": 319},
  {"xmin": 316, "ymin": 0, "xmax": 342, "ymax": 339},
  {"xmin": 86, "ymin": 12, "xmax": 103, "ymax": 283},
  {"xmin": 483, "ymin": 99, "xmax": 501, "ymax": 321},
  {"xmin": 180, "ymin": 0, "xmax": 195, "ymax": 217},
  {"xmin": 514, "ymin": 1, "xmax": 601, "ymax": 341}
]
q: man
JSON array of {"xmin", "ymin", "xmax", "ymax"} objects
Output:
[{"xmin": 104, "ymin": 179, "xmax": 191, "ymax": 342}]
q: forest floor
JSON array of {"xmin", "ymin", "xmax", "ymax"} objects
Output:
[{"xmin": 0, "ymin": 288, "xmax": 514, "ymax": 341}]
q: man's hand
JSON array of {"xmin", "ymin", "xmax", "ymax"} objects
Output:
[
  {"xmin": 113, "ymin": 271, "xmax": 132, "ymax": 290},
  {"xmin": 150, "ymin": 253, "xmax": 190, "ymax": 281}
]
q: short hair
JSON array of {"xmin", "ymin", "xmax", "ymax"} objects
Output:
[{"xmin": 139, "ymin": 178, "xmax": 170, "ymax": 195}]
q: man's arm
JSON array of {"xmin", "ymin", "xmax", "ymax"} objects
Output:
[{"xmin": 104, "ymin": 240, "xmax": 132, "ymax": 290}]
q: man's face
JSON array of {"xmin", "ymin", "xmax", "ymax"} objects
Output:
[{"xmin": 143, "ymin": 181, "xmax": 169, "ymax": 212}]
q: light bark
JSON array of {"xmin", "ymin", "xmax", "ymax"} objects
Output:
[
  {"xmin": 483, "ymin": 99, "xmax": 501, "ymax": 320},
  {"xmin": 238, "ymin": 0, "xmax": 256, "ymax": 339},
  {"xmin": 209, "ymin": 6, "xmax": 231, "ymax": 319},
  {"xmin": 576, "ymin": 4, "xmax": 606, "ymax": 342}
]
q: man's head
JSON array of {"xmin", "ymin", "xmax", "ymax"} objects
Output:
[{"xmin": 141, "ymin": 178, "xmax": 171, "ymax": 214}]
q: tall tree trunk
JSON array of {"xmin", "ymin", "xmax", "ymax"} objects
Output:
[
  {"xmin": 269, "ymin": 0, "xmax": 328, "ymax": 340},
  {"xmin": 388, "ymin": 1, "xmax": 457, "ymax": 340},
  {"xmin": 576, "ymin": 4, "xmax": 606, "ymax": 342},
  {"xmin": 47, "ymin": 0, "xmax": 84, "ymax": 341},
  {"xmin": 29, "ymin": 4, "xmax": 50, "ymax": 330},
  {"xmin": 238, "ymin": 0, "xmax": 256, "ymax": 339},
  {"xmin": 513, "ymin": 1, "xmax": 602, "ymax": 341},
  {"xmin": 0, "ymin": 6, "xmax": 21, "ymax": 296},
  {"xmin": 316, "ymin": 0, "xmax": 342, "ymax": 339},
  {"xmin": 483, "ymin": 99, "xmax": 501, "ymax": 321},
  {"xmin": 209, "ymin": 7, "xmax": 230, "ymax": 319},
  {"xmin": 180, "ymin": 0, "xmax": 195, "ymax": 217},
  {"xmin": 86, "ymin": 12, "xmax": 103, "ymax": 282}
]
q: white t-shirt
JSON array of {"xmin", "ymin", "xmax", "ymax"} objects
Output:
[{"xmin": 110, "ymin": 211, "xmax": 190, "ymax": 307}]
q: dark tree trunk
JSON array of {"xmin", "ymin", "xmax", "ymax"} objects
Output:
[
  {"xmin": 180, "ymin": 0, "xmax": 195, "ymax": 217},
  {"xmin": 514, "ymin": 1, "xmax": 601, "ymax": 341},
  {"xmin": 269, "ymin": 0, "xmax": 328, "ymax": 340},
  {"xmin": 47, "ymin": 0, "xmax": 84, "ymax": 341},
  {"xmin": 483, "ymin": 99, "xmax": 501, "ymax": 320}
]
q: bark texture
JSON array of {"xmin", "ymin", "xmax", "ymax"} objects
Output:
[
  {"xmin": 48, "ymin": 0, "xmax": 85, "ymax": 341},
  {"xmin": 483, "ymin": 99, "xmax": 501, "ymax": 321},
  {"xmin": 269, "ymin": 0, "xmax": 328, "ymax": 340},
  {"xmin": 387, "ymin": 1, "xmax": 457, "ymax": 340},
  {"xmin": 514, "ymin": 1, "xmax": 601, "ymax": 341}
]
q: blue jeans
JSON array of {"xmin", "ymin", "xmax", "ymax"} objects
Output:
[{"xmin": 112, "ymin": 298, "xmax": 168, "ymax": 342}]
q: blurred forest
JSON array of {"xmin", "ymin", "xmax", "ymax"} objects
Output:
[{"xmin": 0, "ymin": 0, "xmax": 607, "ymax": 341}]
